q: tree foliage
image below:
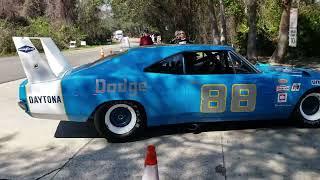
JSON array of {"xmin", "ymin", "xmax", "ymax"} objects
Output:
[
  {"xmin": 0, "ymin": 0, "xmax": 319, "ymax": 60},
  {"xmin": 0, "ymin": 0, "xmax": 112, "ymax": 55}
]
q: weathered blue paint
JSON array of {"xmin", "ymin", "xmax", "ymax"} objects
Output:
[{"xmin": 18, "ymin": 45, "xmax": 320, "ymax": 126}]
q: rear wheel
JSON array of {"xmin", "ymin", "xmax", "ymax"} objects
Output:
[
  {"xmin": 296, "ymin": 92, "xmax": 320, "ymax": 127},
  {"xmin": 94, "ymin": 101, "xmax": 145, "ymax": 142}
]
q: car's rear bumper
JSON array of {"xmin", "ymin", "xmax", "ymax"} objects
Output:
[
  {"xmin": 18, "ymin": 100, "xmax": 28, "ymax": 111},
  {"xmin": 18, "ymin": 100, "xmax": 69, "ymax": 120}
]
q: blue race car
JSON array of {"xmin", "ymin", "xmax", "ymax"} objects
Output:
[{"xmin": 13, "ymin": 37, "xmax": 320, "ymax": 141}]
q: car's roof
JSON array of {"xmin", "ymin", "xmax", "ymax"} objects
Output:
[{"xmin": 121, "ymin": 44, "xmax": 234, "ymax": 65}]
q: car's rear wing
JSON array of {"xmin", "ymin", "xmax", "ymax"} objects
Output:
[{"xmin": 12, "ymin": 37, "xmax": 72, "ymax": 83}]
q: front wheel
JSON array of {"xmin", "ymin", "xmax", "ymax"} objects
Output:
[
  {"xmin": 94, "ymin": 101, "xmax": 145, "ymax": 142},
  {"xmin": 296, "ymin": 92, "xmax": 320, "ymax": 127}
]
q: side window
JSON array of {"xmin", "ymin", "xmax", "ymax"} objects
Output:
[
  {"xmin": 228, "ymin": 52, "xmax": 255, "ymax": 74},
  {"xmin": 184, "ymin": 51, "xmax": 234, "ymax": 75},
  {"xmin": 144, "ymin": 54, "xmax": 184, "ymax": 74}
]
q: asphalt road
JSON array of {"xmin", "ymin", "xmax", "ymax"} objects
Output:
[
  {"xmin": 0, "ymin": 44, "xmax": 126, "ymax": 84},
  {"xmin": 1, "ymin": 79, "xmax": 320, "ymax": 179},
  {"xmin": 1, "ymin": 42, "xmax": 320, "ymax": 179}
]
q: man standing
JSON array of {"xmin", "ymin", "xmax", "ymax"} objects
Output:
[
  {"xmin": 120, "ymin": 33, "xmax": 130, "ymax": 51},
  {"xmin": 139, "ymin": 30, "xmax": 153, "ymax": 46},
  {"xmin": 170, "ymin": 30, "xmax": 181, "ymax": 44},
  {"xmin": 170, "ymin": 30, "xmax": 192, "ymax": 44},
  {"xmin": 177, "ymin": 31, "xmax": 192, "ymax": 44}
]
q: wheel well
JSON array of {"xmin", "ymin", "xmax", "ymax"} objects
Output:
[
  {"xmin": 290, "ymin": 87, "xmax": 320, "ymax": 117},
  {"xmin": 87, "ymin": 100, "xmax": 147, "ymax": 122}
]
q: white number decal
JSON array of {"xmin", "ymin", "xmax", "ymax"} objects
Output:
[
  {"xmin": 201, "ymin": 84, "xmax": 226, "ymax": 113},
  {"xmin": 231, "ymin": 84, "xmax": 256, "ymax": 112}
]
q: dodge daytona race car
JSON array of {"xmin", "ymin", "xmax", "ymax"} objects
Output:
[{"xmin": 13, "ymin": 37, "xmax": 320, "ymax": 141}]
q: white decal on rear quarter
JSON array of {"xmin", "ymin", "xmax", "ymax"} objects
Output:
[
  {"xmin": 25, "ymin": 80, "xmax": 68, "ymax": 120},
  {"xmin": 277, "ymin": 93, "xmax": 288, "ymax": 103}
]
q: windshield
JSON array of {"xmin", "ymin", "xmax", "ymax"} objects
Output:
[{"xmin": 231, "ymin": 51, "xmax": 262, "ymax": 73}]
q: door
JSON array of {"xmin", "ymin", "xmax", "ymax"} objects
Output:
[
  {"xmin": 143, "ymin": 53, "xmax": 189, "ymax": 125},
  {"xmin": 183, "ymin": 50, "xmax": 275, "ymax": 122}
]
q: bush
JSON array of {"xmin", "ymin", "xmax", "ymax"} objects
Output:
[
  {"xmin": 0, "ymin": 17, "xmax": 86, "ymax": 55},
  {"xmin": 235, "ymin": 29, "xmax": 275, "ymax": 57},
  {"xmin": 0, "ymin": 20, "xmax": 17, "ymax": 55},
  {"xmin": 23, "ymin": 17, "xmax": 86, "ymax": 49},
  {"xmin": 294, "ymin": 5, "xmax": 320, "ymax": 57}
]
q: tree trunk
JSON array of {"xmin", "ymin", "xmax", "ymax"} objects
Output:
[
  {"xmin": 227, "ymin": 15, "xmax": 237, "ymax": 46},
  {"xmin": 46, "ymin": 0, "xmax": 76, "ymax": 24},
  {"xmin": 199, "ymin": 3, "xmax": 208, "ymax": 44},
  {"xmin": 246, "ymin": 0, "xmax": 257, "ymax": 61},
  {"xmin": 219, "ymin": 0, "xmax": 227, "ymax": 45},
  {"xmin": 0, "ymin": 0, "xmax": 22, "ymax": 19},
  {"xmin": 22, "ymin": 0, "xmax": 46, "ymax": 18},
  {"xmin": 270, "ymin": 0, "xmax": 291, "ymax": 63},
  {"xmin": 209, "ymin": 0, "xmax": 220, "ymax": 45}
]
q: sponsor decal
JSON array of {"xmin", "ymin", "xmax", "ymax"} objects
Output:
[
  {"xmin": 18, "ymin": 45, "xmax": 35, "ymax": 53},
  {"xmin": 278, "ymin": 79, "xmax": 288, "ymax": 84},
  {"xmin": 276, "ymin": 85, "xmax": 290, "ymax": 92},
  {"xmin": 28, "ymin": 96, "xmax": 62, "ymax": 104},
  {"xmin": 311, "ymin": 80, "xmax": 320, "ymax": 86},
  {"xmin": 291, "ymin": 83, "xmax": 301, "ymax": 91},
  {"xmin": 282, "ymin": 68, "xmax": 292, "ymax": 73},
  {"xmin": 277, "ymin": 93, "xmax": 287, "ymax": 103},
  {"xmin": 96, "ymin": 79, "xmax": 147, "ymax": 95}
]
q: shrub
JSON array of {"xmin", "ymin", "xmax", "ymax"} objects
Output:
[
  {"xmin": 0, "ymin": 20, "xmax": 19, "ymax": 55},
  {"xmin": 0, "ymin": 17, "xmax": 86, "ymax": 55},
  {"xmin": 295, "ymin": 5, "xmax": 320, "ymax": 57}
]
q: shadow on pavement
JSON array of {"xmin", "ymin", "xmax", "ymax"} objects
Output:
[
  {"xmin": 54, "ymin": 121, "xmax": 101, "ymax": 138},
  {"xmin": 54, "ymin": 119, "xmax": 298, "ymax": 140}
]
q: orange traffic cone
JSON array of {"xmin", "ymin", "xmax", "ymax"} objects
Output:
[
  {"xmin": 142, "ymin": 145, "xmax": 159, "ymax": 180},
  {"xmin": 100, "ymin": 48, "xmax": 105, "ymax": 58}
]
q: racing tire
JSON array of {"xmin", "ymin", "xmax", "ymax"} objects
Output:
[
  {"xmin": 94, "ymin": 101, "xmax": 146, "ymax": 142},
  {"xmin": 295, "ymin": 92, "xmax": 320, "ymax": 127}
]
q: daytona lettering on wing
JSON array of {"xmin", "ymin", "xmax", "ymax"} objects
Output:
[{"xmin": 28, "ymin": 96, "xmax": 62, "ymax": 104}]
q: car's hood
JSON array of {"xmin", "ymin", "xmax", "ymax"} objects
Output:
[{"xmin": 255, "ymin": 63, "xmax": 320, "ymax": 77}]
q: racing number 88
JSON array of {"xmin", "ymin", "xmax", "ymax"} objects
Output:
[
  {"xmin": 201, "ymin": 84, "xmax": 256, "ymax": 113},
  {"xmin": 201, "ymin": 84, "xmax": 227, "ymax": 113}
]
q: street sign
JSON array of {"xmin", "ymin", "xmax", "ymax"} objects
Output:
[
  {"xmin": 289, "ymin": 8, "xmax": 298, "ymax": 47},
  {"xmin": 80, "ymin": 41, "xmax": 87, "ymax": 46}
]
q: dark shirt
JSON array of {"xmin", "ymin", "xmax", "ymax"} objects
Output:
[
  {"xmin": 170, "ymin": 38, "xmax": 192, "ymax": 44},
  {"xmin": 140, "ymin": 35, "xmax": 153, "ymax": 46}
]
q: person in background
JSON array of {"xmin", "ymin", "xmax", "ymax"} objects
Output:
[
  {"xmin": 120, "ymin": 33, "xmax": 130, "ymax": 51},
  {"xmin": 139, "ymin": 30, "xmax": 153, "ymax": 46},
  {"xmin": 170, "ymin": 30, "xmax": 181, "ymax": 44},
  {"xmin": 156, "ymin": 34, "xmax": 162, "ymax": 44},
  {"xmin": 151, "ymin": 34, "xmax": 155, "ymax": 43},
  {"xmin": 177, "ymin": 30, "xmax": 192, "ymax": 44}
]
